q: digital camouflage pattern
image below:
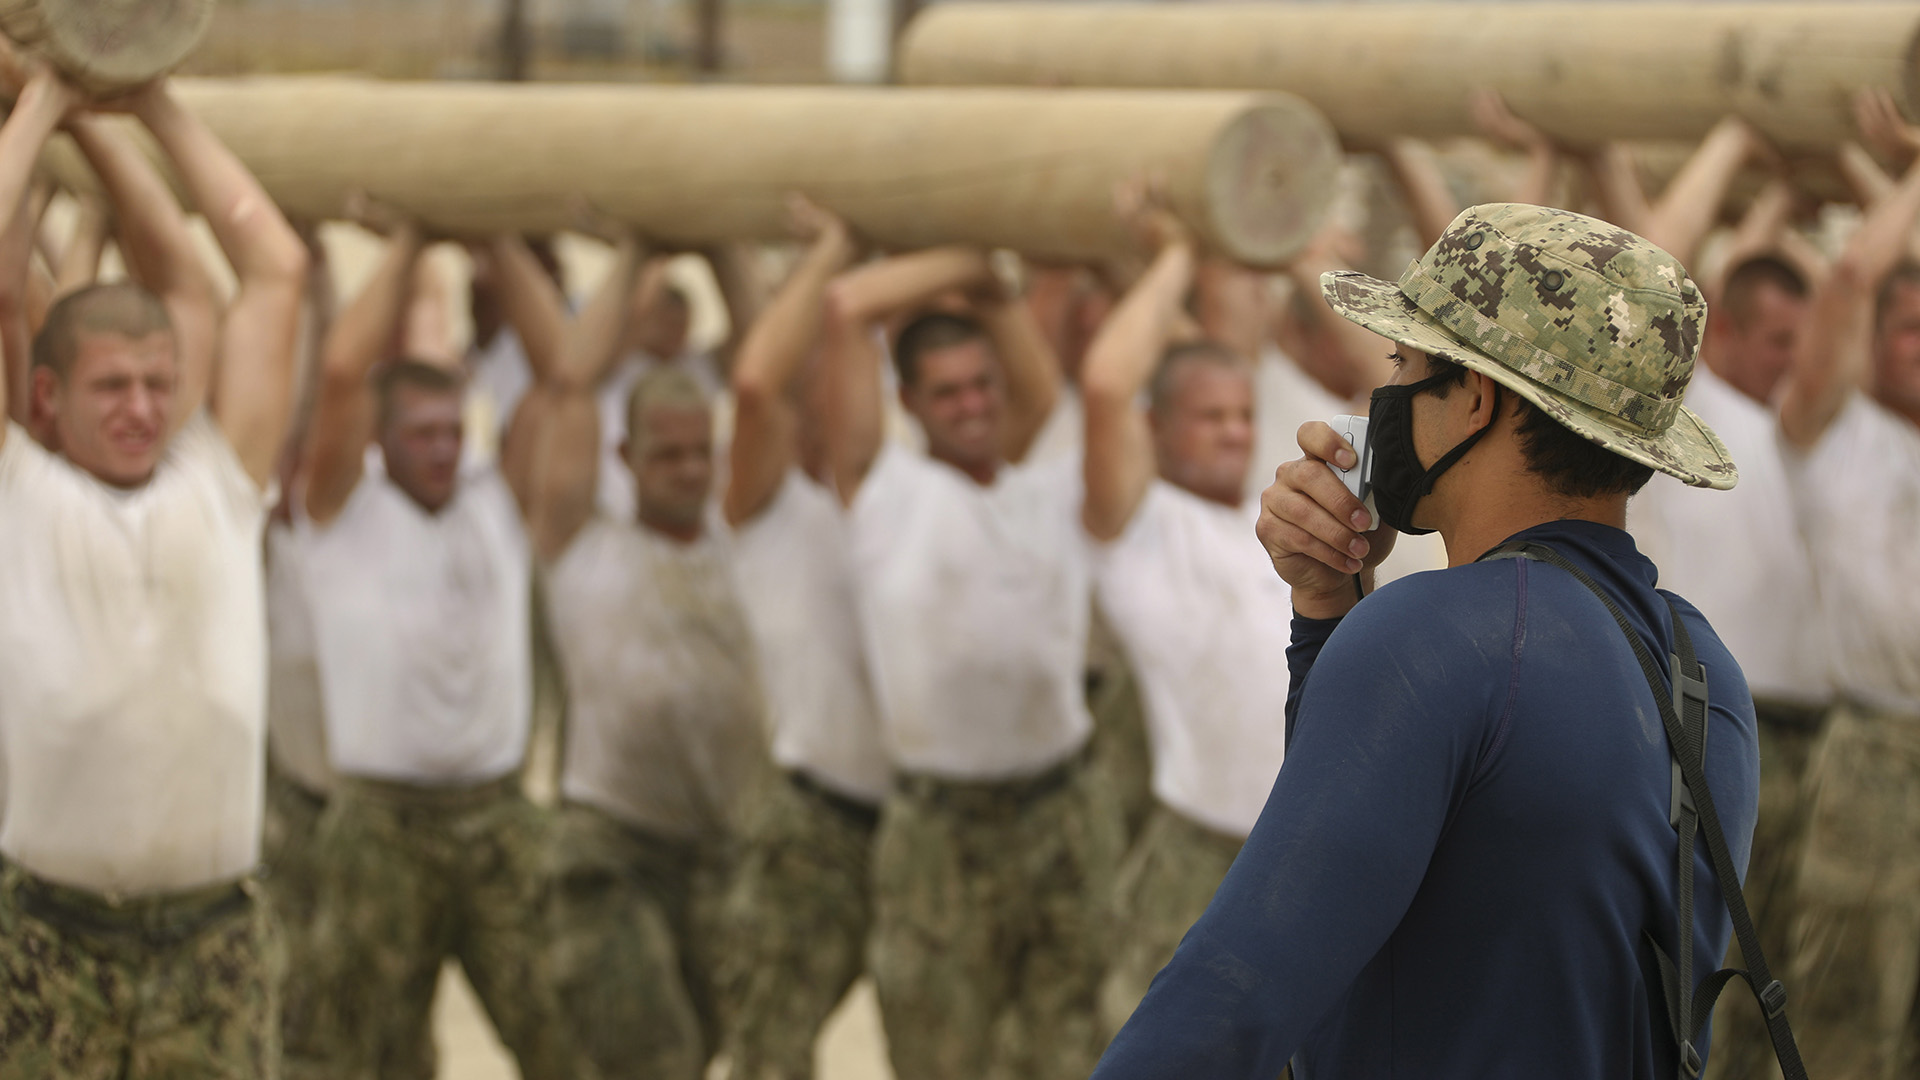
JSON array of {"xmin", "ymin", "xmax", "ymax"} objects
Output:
[
  {"xmin": 545, "ymin": 802, "xmax": 722, "ymax": 1080},
  {"xmin": 1097, "ymin": 804, "xmax": 1245, "ymax": 1039},
  {"xmin": 1704, "ymin": 702, "xmax": 1827, "ymax": 1080},
  {"xmin": 716, "ymin": 772, "xmax": 878, "ymax": 1080},
  {"xmin": 260, "ymin": 766, "xmax": 347, "ymax": 1078},
  {"xmin": 0, "ymin": 864, "xmax": 280, "ymax": 1080},
  {"xmin": 869, "ymin": 760, "xmax": 1124, "ymax": 1080},
  {"xmin": 1786, "ymin": 701, "xmax": 1920, "ymax": 1078},
  {"xmin": 1087, "ymin": 606, "xmax": 1153, "ymax": 845},
  {"xmin": 285, "ymin": 778, "xmax": 582, "ymax": 1080},
  {"xmin": 1322, "ymin": 202, "xmax": 1738, "ymax": 490}
]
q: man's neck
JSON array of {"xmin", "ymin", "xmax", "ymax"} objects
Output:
[
  {"xmin": 1435, "ymin": 488, "xmax": 1629, "ymax": 568},
  {"xmin": 638, "ymin": 509, "xmax": 704, "ymax": 544},
  {"xmin": 1870, "ymin": 386, "xmax": 1920, "ymax": 431},
  {"xmin": 931, "ymin": 448, "xmax": 999, "ymax": 486}
]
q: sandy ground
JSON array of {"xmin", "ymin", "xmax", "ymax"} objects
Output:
[{"xmin": 431, "ymin": 965, "xmax": 896, "ymax": 1080}]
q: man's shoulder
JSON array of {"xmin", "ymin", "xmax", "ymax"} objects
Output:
[{"xmin": 1319, "ymin": 562, "xmax": 1528, "ymax": 671}]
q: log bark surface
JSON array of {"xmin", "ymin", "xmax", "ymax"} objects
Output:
[
  {"xmin": 899, "ymin": 2, "xmax": 1920, "ymax": 152},
  {"xmin": 45, "ymin": 77, "xmax": 1342, "ymax": 266},
  {"xmin": 0, "ymin": 0, "xmax": 213, "ymax": 94}
]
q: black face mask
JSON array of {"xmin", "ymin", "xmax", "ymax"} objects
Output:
[{"xmin": 1366, "ymin": 370, "xmax": 1497, "ymax": 536}]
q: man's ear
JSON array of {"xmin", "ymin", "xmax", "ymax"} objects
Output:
[
  {"xmin": 30, "ymin": 365, "xmax": 58, "ymax": 417},
  {"xmin": 1469, "ymin": 369, "xmax": 1506, "ymax": 433}
]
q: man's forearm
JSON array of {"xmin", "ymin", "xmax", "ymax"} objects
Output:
[
  {"xmin": 564, "ymin": 236, "xmax": 646, "ymax": 390},
  {"xmin": 68, "ymin": 117, "xmax": 212, "ymax": 306},
  {"xmin": 134, "ymin": 86, "xmax": 306, "ymax": 287}
]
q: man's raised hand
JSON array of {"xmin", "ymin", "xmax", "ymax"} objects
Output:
[
  {"xmin": 1856, "ymin": 88, "xmax": 1920, "ymax": 174},
  {"xmin": 1256, "ymin": 421, "xmax": 1398, "ymax": 619}
]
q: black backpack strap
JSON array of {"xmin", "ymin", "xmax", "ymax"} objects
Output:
[{"xmin": 1481, "ymin": 541, "xmax": 1806, "ymax": 1080}]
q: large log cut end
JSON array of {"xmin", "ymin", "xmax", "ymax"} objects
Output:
[
  {"xmin": 1204, "ymin": 98, "xmax": 1342, "ymax": 266},
  {"xmin": 41, "ymin": 80, "xmax": 1345, "ymax": 267},
  {"xmin": 0, "ymin": 0, "xmax": 213, "ymax": 95}
]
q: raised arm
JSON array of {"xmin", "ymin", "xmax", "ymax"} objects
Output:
[
  {"xmin": 507, "ymin": 228, "xmax": 646, "ymax": 556},
  {"xmin": 66, "ymin": 112, "xmax": 221, "ymax": 432},
  {"xmin": 1082, "ymin": 192, "xmax": 1196, "ymax": 541},
  {"xmin": 821, "ymin": 246, "xmax": 998, "ymax": 501},
  {"xmin": 724, "ymin": 196, "xmax": 856, "ymax": 526},
  {"xmin": 486, "ymin": 232, "xmax": 569, "ymax": 386},
  {"xmin": 129, "ymin": 80, "xmax": 309, "ymax": 487},
  {"xmin": 1469, "ymin": 89, "xmax": 1560, "ymax": 209},
  {"xmin": 1577, "ymin": 145, "xmax": 1654, "ymax": 234},
  {"xmin": 1381, "ymin": 137, "xmax": 1462, "ymax": 251},
  {"xmin": 705, "ymin": 241, "xmax": 766, "ymax": 378},
  {"xmin": 975, "ymin": 262, "xmax": 1062, "ymax": 464},
  {"xmin": 0, "ymin": 68, "xmax": 78, "ymax": 448},
  {"xmin": 1194, "ymin": 258, "xmax": 1266, "ymax": 364},
  {"xmin": 1779, "ymin": 100, "xmax": 1920, "ymax": 448},
  {"xmin": 1284, "ymin": 226, "xmax": 1393, "ymax": 401},
  {"xmin": 1640, "ymin": 116, "xmax": 1772, "ymax": 271},
  {"xmin": 827, "ymin": 245, "xmax": 995, "ymax": 326},
  {"xmin": 54, "ymin": 195, "xmax": 109, "ymax": 298},
  {"xmin": 300, "ymin": 218, "xmax": 424, "ymax": 523}
]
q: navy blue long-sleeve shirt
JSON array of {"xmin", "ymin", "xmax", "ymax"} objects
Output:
[{"xmin": 1092, "ymin": 520, "xmax": 1761, "ymax": 1080}]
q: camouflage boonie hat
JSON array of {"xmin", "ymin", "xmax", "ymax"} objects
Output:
[{"xmin": 1322, "ymin": 203, "xmax": 1737, "ymax": 490}]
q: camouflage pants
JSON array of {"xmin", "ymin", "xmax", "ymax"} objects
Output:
[
  {"xmin": 1787, "ymin": 700, "xmax": 1920, "ymax": 1080},
  {"xmin": 0, "ymin": 863, "xmax": 280, "ymax": 1080},
  {"xmin": 717, "ymin": 771, "xmax": 878, "ymax": 1080},
  {"xmin": 869, "ymin": 754, "xmax": 1125, "ymax": 1080},
  {"xmin": 287, "ymin": 776, "xmax": 582, "ymax": 1080},
  {"xmin": 546, "ymin": 803, "xmax": 726, "ymax": 1080},
  {"xmin": 1087, "ymin": 607, "xmax": 1152, "ymax": 846},
  {"xmin": 261, "ymin": 766, "xmax": 347, "ymax": 1078},
  {"xmin": 1703, "ymin": 700, "xmax": 1827, "ymax": 1080},
  {"xmin": 1098, "ymin": 803, "xmax": 1245, "ymax": 1038}
]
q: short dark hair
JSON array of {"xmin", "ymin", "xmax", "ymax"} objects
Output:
[
  {"xmin": 1720, "ymin": 255, "xmax": 1807, "ymax": 326},
  {"xmin": 1149, "ymin": 340, "xmax": 1244, "ymax": 416},
  {"xmin": 1876, "ymin": 260, "xmax": 1920, "ymax": 328},
  {"xmin": 33, "ymin": 283, "xmax": 173, "ymax": 379},
  {"xmin": 1427, "ymin": 356, "xmax": 1655, "ymax": 498},
  {"xmin": 375, "ymin": 360, "xmax": 464, "ymax": 430},
  {"xmin": 893, "ymin": 312, "xmax": 988, "ymax": 388}
]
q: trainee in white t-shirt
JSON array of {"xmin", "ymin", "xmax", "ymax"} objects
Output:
[
  {"xmin": 731, "ymin": 470, "xmax": 890, "ymax": 804},
  {"xmin": 1096, "ymin": 481, "xmax": 1293, "ymax": 838},
  {"xmin": 851, "ymin": 443, "xmax": 1092, "ymax": 780},
  {"xmin": 0, "ymin": 416, "xmax": 268, "ymax": 895},
  {"xmin": 546, "ymin": 517, "xmax": 766, "ymax": 841},
  {"xmin": 298, "ymin": 456, "xmax": 532, "ymax": 786},
  {"xmin": 265, "ymin": 521, "xmax": 335, "ymax": 796},
  {"xmin": 1783, "ymin": 394, "xmax": 1920, "ymax": 714},
  {"xmin": 1628, "ymin": 367, "xmax": 1830, "ymax": 706}
]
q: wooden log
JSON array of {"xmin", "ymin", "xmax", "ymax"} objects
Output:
[
  {"xmin": 0, "ymin": 0, "xmax": 213, "ymax": 95},
  {"xmin": 899, "ymin": 3, "xmax": 1920, "ymax": 153},
  {"xmin": 41, "ymin": 77, "xmax": 1343, "ymax": 267}
]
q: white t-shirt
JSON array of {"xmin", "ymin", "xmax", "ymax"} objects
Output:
[
  {"xmin": 732, "ymin": 471, "xmax": 890, "ymax": 804},
  {"xmin": 0, "ymin": 417, "xmax": 267, "ymax": 895},
  {"xmin": 851, "ymin": 444, "xmax": 1092, "ymax": 779},
  {"xmin": 1096, "ymin": 482, "xmax": 1293, "ymax": 838},
  {"xmin": 1628, "ymin": 368, "xmax": 1831, "ymax": 705},
  {"xmin": 265, "ymin": 522, "xmax": 335, "ymax": 795},
  {"xmin": 1025, "ymin": 386, "xmax": 1085, "ymax": 464},
  {"xmin": 298, "ymin": 457, "xmax": 532, "ymax": 785},
  {"xmin": 546, "ymin": 517, "xmax": 765, "ymax": 841},
  {"xmin": 1783, "ymin": 394, "xmax": 1920, "ymax": 714},
  {"xmin": 1249, "ymin": 345, "xmax": 1348, "ymax": 497}
]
